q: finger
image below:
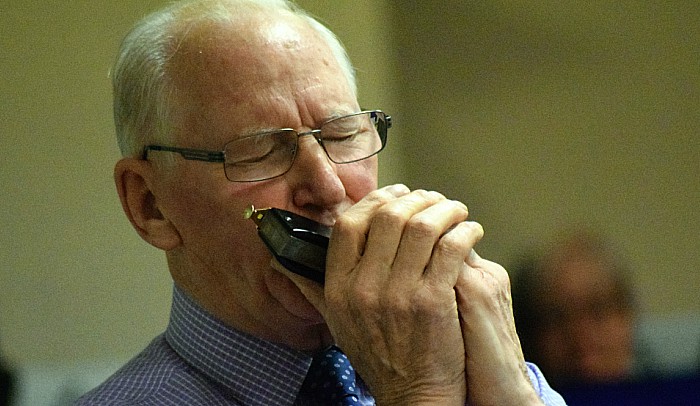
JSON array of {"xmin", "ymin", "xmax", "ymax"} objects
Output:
[
  {"xmin": 453, "ymin": 259, "xmax": 529, "ymax": 405},
  {"xmin": 389, "ymin": 198, "xmax": 469, "ymax": 284},
  {"xmin": 327, "ymin": 184, "xmax": 411, "ymax": 284},
  {"xmin": 423, "ymin": 220, "xmax": 483, "ymax": 287},
  {"xmin": 465, "ymin": 247, "xmax": 511, "ymax": 289},
  {"xmin": 358, "ymin": 190, "xmax": 448, "ymax": 283}
]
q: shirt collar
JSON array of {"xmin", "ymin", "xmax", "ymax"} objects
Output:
[{"xmin": 165, "ymin": 285, "xmax": 313, "ymax": 406}]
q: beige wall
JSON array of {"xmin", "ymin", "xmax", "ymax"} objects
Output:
[
  {"xmin": 1, "ymin": 1, "xmax": 177, "ymax": 364},
  {"xmin": 390, "ymin": 1, "xmax": 699, "ymax": 315},
  {"xmin": 0, "ymin": 0, "xmax": 696, "ymax": 368}
]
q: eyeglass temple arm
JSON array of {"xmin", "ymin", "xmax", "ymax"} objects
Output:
[
  {"xmin": 384, "ymin": 114, "xmax": 392, "ymax": 129},
  {"xmin": 372, "ymin": 111, "xmax": 391, "ymax": 133},
  {"xmin": 143, "ymin": 145, "xmax": 225, "ymax": 162}
]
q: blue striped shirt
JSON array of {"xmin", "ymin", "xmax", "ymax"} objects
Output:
[{"xmin": 77, "ymin": 286, "xmax": 565, "ymax": 405}]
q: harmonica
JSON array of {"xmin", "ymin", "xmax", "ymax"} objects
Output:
[{"xmin": 244, "ymin": 206, "xmax": 331, "ymax": 284}]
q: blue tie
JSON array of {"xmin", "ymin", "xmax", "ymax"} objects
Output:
[{"xmin": 301, "ymin": 346, "xmax": 361, "ymax": 405}]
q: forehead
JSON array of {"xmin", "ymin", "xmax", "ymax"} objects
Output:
[
  {"xmin": 171, "ymin": 11, "xmax": 316, "ymax": 78},
  {"xmin": 165, "ymin": 10, "xmax": 352, "ymax": 143}
]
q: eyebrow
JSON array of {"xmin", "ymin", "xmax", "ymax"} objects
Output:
[{"xmin": 232, "ymin": 109, "xmax": 361, "ymax": 138}]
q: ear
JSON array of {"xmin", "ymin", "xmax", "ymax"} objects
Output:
[{"xmin": 114, "ymin": 158, "xmax": 182, "ymax": 251}]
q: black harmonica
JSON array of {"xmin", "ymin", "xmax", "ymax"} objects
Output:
[{"xmin": 245, "ymin": 207, "xmax": 330, "ymax": 284}]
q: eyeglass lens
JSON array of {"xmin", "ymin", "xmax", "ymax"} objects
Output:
[{"xmin": 223, "ymin": 111, "xmax": 386, "ymax": 182}]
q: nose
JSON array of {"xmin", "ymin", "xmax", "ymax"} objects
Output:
[{"xmin": 285, "ymin": 133, "xmax": 346, "ymax": 210}]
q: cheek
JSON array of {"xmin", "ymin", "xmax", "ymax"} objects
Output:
[
  {"xmin": 159, "ymin": 171, "xmax": 260, "ymax": 252},
  {"xmin": 168, "ymin": 185, "xmax": 277, "ymax": 288},
  {"xmin": 337, "ymin": 158, "xmax": 378, "ymax": 202},
  {"xmin": 172, "ymin": 189, "xmax": 250, "ymax": 247}
]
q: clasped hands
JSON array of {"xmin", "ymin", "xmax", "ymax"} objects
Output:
[{"xmin": 279, "ymin": 184, "xmax": 544, "ymax": 406}]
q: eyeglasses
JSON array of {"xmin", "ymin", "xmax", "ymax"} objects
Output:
[{"xmin": 143, "ymin": 110, "xmax": 391, "ymax": 182}]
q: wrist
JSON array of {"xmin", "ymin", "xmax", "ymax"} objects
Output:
[
  {"xmin": 373, "ymin": 384, "xmax": 466, "ymax": 406},
  {"xmin": 503, "ymin": 381, "xmax": 545, "ymax": 406},
  {"xmin": 376, "ymin": 395, "xmax": 465, "ymax": 406}
]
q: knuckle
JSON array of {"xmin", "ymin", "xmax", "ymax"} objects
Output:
[
  {"xmin": 409, "ymin": 287, "xmax": 451, "ymax": 318},
  {"xmin": 436, "ymin": 231, "xmax": 467, "ymax": 256},
  {"xmin": 410, "ymin": 288, "xmax": 435, "ymax": 311},
  {"xmin": 351, "ymin": 284, "xmax": 379, "ymax": 309},
  {"xmin": 374, "ymin": 205, "xmax": 409, "ymax": 227},
  {"xmin": 410, "ymin": 188, "xmax": 430, "ymax": 198},
  {"xmin": 381, "ymin": 289, "xmax": 412, "ymax": 314},
  {"xmin": 412, "ymin": 189, "xmax": 445, "ymax": 203},
  {"xmin": 450, "ymin": 199, "xmax": 469, "ymax": 216},
  {"xmin": 448, "ymin": 221, "xmax": 484, "ymax": 246},
  {"xmin": 404, "ymin": 215, "xmax": 438, "ymax": 239},
  {"xmin": 370, "ymin": 184, "xmax": 408, "ymax": 203},
  {"xmin": 463, "ymin": 220, "xmax": 484, "ymax": 237}
]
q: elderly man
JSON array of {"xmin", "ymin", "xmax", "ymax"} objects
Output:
[{"xmin": 78, "ymin": 0, "xmax": 565, "ymax": 404}]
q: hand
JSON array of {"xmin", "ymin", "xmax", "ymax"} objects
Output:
[
  {"xmin": 283, "ymin": 184, "xmax": 471, "ymax": 405},
  {"xmin": 455, "ymin": 248, "xmax": 544, "ymax": 405}
]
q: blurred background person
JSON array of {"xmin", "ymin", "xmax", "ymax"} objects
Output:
[
  {"xmin": 512, "ymin": 230, "xmax": 654, "ymax": 387},
  {"xmin": 512, "ymin": 230, "xmax": 700, "ymax": 404},
  {"xmin": 0, "ymin": 349, "xmax": 15, "ymax": 406}
]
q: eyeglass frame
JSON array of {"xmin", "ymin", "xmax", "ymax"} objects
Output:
[{"xmin": 142, "ymin": 109, "xmax": 391, "ymax": 182}]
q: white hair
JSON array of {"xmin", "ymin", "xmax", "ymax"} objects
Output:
[{"xmin": 112, "ymin": 0, "xmax": 357, "ymax": 157}]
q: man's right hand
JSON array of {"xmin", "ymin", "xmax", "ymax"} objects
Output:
[{"xmin": 287, "ymin": 184, "xmax": 474, "ymax": 405}]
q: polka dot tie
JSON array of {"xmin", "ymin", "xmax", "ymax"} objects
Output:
[{"xmin": 301, "ymin": 346, "xmax": 361, "ymax": 406}]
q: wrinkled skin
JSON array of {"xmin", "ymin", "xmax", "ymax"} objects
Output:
[
  {"xmin": 280, "ymin": 186, "xmax": 542, "ymax": 405},
  {"xmin": 116, "ymin": 8, "xmax": 542, "ymax": 406}
]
